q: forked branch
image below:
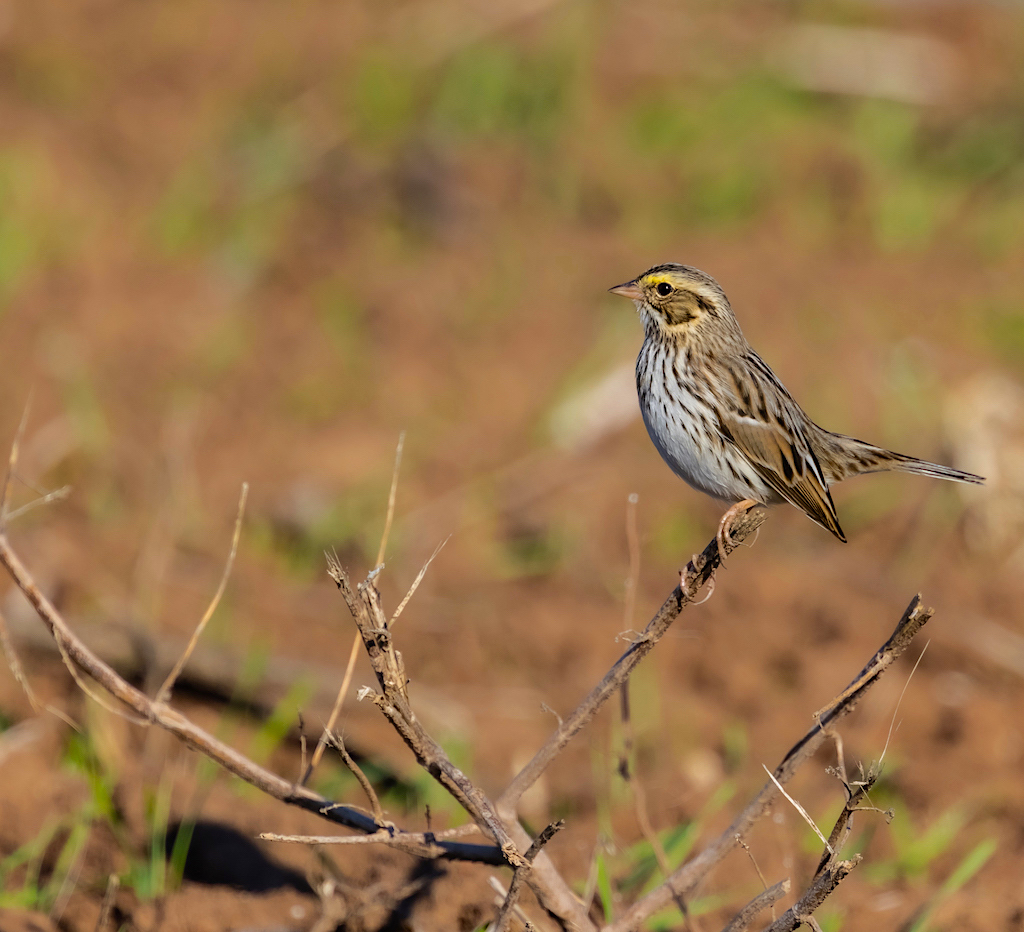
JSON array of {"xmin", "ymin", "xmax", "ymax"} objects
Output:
[
  {"xmin": 606, "ymin": 595, "xmax": 932, "ymax": 932},
  {"xmin": 0, "ymin": 532, "xmax": 505, "ymax": 866},
  {"xmin": 496, "ymin": 502, "xmax": 768, "ymax": 821}
]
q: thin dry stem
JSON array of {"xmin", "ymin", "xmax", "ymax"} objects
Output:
[
  {"xmin": 737, "ymin": 838, "xmax": 771, "ymax": 896},
  {"xmin": 760, "ymin": 858, "xmax": 862, "ymax": 932},
  {"xmin": 155, "ymin": 482, "xmax": 248, "ymax": 705},
  {"xmin": 763, "ymin": 765, "xmax": 832, "ymax": 854},
  {"xmin": 303, "ymin": 632, "xmax": 361, "ymax": 784},
  {"xmin": 390, "ymin": 536, "xmax": 448, "ymax": 627},
  {"xmin": 722, "ymin": 879, "xmax": 791, "ymax": 932},
  {"xmin": 376, "ymin": 431, "xmax": 405, "ymax": 568},
  {"xmin": 304, "ymin": 434, "xmax": 405, "ymax": 785},
  {"xmin": 51, "ymin": 617, "xmax": 147, "ymax": 726},
  {"xmin": 327, "ymin": 730, "xmax": 384, "ymax": 823},
  {"xmin": 0, "ymin": 607, "xmax": 44, "ymax": 713},
  {"xmin": 261, "ymin": 823, "xmax": 481, "ymax": 846},
  {"xmin": 879, "ymin": 641, "xmax": 928, "ymax": 768},
  {"xmin": 619, "ymin": 680, "xmax": 676, "ymax": 915},
  {"xmin": 4, "ymin": 485, "xmax": 72, "ymax": 523},
  {"xmin": 623, "ymin": 492, "xmax": 640, "ymax": 631},
  {"xmin": 617, "ymin": 496, "xmax": 671, "ymax": 875},
  {"xmin": 493, "ymin": 820, "xmax": 565, "ymax": 932},
  {"xmin": 0, "ymin": 392, "xmax": 32, "ymax": 529}
]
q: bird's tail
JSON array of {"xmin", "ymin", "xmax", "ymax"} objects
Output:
[{"xmin": 818, "ymin": 432, "xmax": 985, "ymax": 486}]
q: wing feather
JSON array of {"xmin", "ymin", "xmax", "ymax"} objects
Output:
[{"xmin": 717, "ymin": 355, "xmax": 846, "ymax": 541}]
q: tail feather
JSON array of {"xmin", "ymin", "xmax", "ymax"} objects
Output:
[
  {"xmin": 883, "ymin": 451, "xmax": 984, "ymax": 485},
  {"xmin": 817, "ymin": 432, "xmax": 985, "ymax": 486}
]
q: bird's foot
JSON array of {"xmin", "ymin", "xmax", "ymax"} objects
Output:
[{"xmin": 716, "ymin": 499, "xmax": 760, "ymax": 563}]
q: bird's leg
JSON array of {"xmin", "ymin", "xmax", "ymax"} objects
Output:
[{"xmin": 716, "ymin": 499, "xmax": 760, "ymax": 562}]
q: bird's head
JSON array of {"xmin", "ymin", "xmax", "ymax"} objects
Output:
[{"xmin": 609, "ymin": 263, "xmax": 735, "ymax": 338}]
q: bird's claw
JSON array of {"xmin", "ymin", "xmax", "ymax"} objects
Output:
[{"xmin": 716, "ymin": 499, "xmax": 759, "ymax": 564}]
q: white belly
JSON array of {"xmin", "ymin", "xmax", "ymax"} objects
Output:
[{"xmin": 637, "ymin": 344, "xmax": 773, "ymax": 504}]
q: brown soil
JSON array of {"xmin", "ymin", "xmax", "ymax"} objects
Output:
[{"xmin": 1, "ymin": 2, "xmax": 1024, "ymax": 931}]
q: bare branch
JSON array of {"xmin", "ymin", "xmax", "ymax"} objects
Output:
[
  {"xmin": 722, "ymin": 879, "xmax": 791, "ymax": 932},
  {"xmin": 333, "ymin": 557, "xmax": 523, "ymax": 863},
  {"xmin": 327, "ymin": 552, "xmax": 596, "ymax": 931},
  {"xmin": 759, "ymin": 858, "xmax": 862, "ymax": 932},
  {"xmin": 493, "ymin": 820, "xmax": 565, "ymax": 932},
  {"xmin": 0, "ymin": 532, "xmax": 506, "ymax": 865},
  {"xmin": 326, "ymin": 730, "xmax": 384, "ymax": 824},
  {"xmin": 155, "ymin": 482, "xmax": 248, "ymax": 705},
  {"xmin": 261, "ymin": 824, "xmax": 483, "ymax": 852},
  {"xmin": 497, "ymin": 502, "xmax": 768, "ymax": 821},
  {"xmin": 815, "ymin": 768, "xmax": 880, "ymax": 877},
  {"xmin": 607, "ymin": 595, "xmax": 932, "ymax": 932},
  {"xmin": 4, "ymin": 485, "xmax": 72, "ymax": 523}
]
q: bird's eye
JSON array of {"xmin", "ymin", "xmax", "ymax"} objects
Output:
[{"xmin": 656, "ymin": 282, "xmax": 673, "ymax": 296}]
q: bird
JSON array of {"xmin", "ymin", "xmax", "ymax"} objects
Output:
[{"xmin": 609, "ymin": 263, "xmax": 984, "ymax": 545}]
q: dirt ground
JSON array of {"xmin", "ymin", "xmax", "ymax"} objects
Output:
[{"xmin": 1, "ymin": 1, "xmax": 1024, "ymax": 930}]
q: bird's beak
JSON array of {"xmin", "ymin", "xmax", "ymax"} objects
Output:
[{"xmin": 609, "ymin": 280, "xmax": 642, "ymax": 300}]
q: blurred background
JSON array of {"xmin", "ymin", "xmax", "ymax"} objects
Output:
[{"xmin": 0, "ymin": 0, "xmax": 1023, "ymax": 929}]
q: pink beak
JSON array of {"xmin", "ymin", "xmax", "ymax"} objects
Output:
[{"xmin": 609, "ymin": 281, "xmax": 642, "ymax": 300}]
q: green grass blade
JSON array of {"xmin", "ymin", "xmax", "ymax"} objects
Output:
[{"xmin": 907, "ymin": 837, "xmax": 998, "ymax": 932}]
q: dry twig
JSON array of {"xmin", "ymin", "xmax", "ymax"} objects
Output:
[
  {"xmin": 722, "ymin": 879, "xmax": 790, "ymax": 932},
  {"xmin": 154, "ymin": 482, "xmax": 248, "ymax": 705},
  {"xmin": 325, "ymin": 550, "xmax": 595, "ymax": 930},
  {"xmin": 605, "ymin": 595, "xmax": 932, "ymax": 932},
  {"xmin": 760, "ymin": 858, "xmax": 862, "ymax": 932},
  {"xmin": 325, "ymin": 729, "xmax": 385, "ymax": 823},
  {"xmin": 0, "ymin": 533, "xmax": 505, "ymax": 865},
  {"xmin": 496, "ymin": 502, "xmax": 768, "ymax": 822},
  {"xmin": 493, "ymin": 820, "xmax": 565, "ymax": 932},
  {"xmin": 261, "ymin": 823, "xmax": 481, "ymax": 847},
  {"xmin": 304, "ymin": 433, "xmax": 404, "ymax": 785}
]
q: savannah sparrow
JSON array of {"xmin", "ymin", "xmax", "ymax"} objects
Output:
[{"xmin": 610, "ymin": 263, "xmax": 984, "ymax": 543}]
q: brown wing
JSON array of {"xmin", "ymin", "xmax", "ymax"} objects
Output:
[
  {"xmin": 720, "ymin": 413, "xmax": 845, "ymax": 541},
  {"xmin": 716, "ymin": 352, "xmax": 846, "ymax": 542}
]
